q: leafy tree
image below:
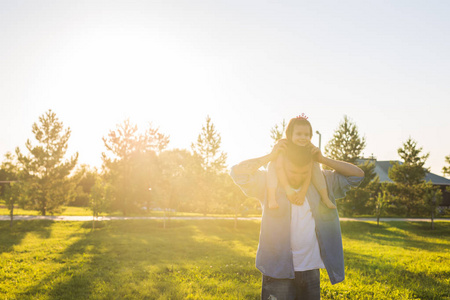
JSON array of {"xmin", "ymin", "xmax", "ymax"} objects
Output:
[
  {"xmin": 70, "ymin": 165, "xmax": 97, "ymax": 207},
  {"xmin": 219, "ymin": 172, "xmax": 248, "ymax": 228},
  {"xmin": 89, "ymin": 175, "xmax": 111, "ymax": 229},
  {"xmin": 422, "ymin": 182, "xmax": 442, "ymax": 229},
  {"xmin": 339, "ymin": 186, "xmax": 375, "ymax": 217},
  {"xmin": 0, "ymin": 153, "xmax": 19, "ymax": 227},
  {"xmin": 443, "ymin": 155, "xmax": 450, "ymax": 178},
  {"xmin": 15, "ymin": 110, "xmax": 78, "ymax": 216},
  {"xmin": 375, "ymin": 189, "xmax": 392, "ymax": 226},
  {"xmin": 102, "ymin": 119, "xmax": 168, "ymax": 215},
  {"xmin": 129, "ymin": 150, "xmax": 160, "ymax": 213},
  {"xmin": 324, "ymin": 115, "xmax": 366, "ymax": 164},
  {"xmin": 153, "ymin": 149, "xmax": 199, "ymax": 227}
]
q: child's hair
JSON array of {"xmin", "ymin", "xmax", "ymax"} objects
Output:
[
  {"xmin": 284, "ymin": 140, "xmax": 312, "ymax": 167},
  {"xmin": 285, "ymin": 117, "xmax": 313, "ymax": 142}
]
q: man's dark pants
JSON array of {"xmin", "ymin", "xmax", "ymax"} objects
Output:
[{"xmin": 261, "ymin": 269, "xmax": 321, "ymax": 300}]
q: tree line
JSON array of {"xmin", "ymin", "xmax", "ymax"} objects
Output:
[
  {"xmin": 1, "ymin": 110, "xmax": 449, "ymax": 227},
  {"xmin": 320, "ymin": 116, "xmax": 449, "ymax": 228},
  {"xmin": 0, "ymin": 110, "xmax": 248, "ymax": 227}
]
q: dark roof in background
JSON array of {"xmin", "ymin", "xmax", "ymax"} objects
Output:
[{"xmin": 358, "ymin": 159, "xmax": 450, "ymax": 186}]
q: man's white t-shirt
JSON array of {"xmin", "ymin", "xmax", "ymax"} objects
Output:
[{"xmin": 290, "ymin": 196, "xmax": 325, "ymax": 271}]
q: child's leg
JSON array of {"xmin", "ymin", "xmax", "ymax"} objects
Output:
[
  {"xmin": 311, "ymin": 162, "xmax": 336, "ymax": 209},
  {"xmin": 292, "ymin": 166, "xmax": 311, "ymax": 206},
  {"xmin": 267, "ymin": 161, "xmax": 279, "ymax": 209},
  {"xmin": 275, "ymin": 155, "xmax": 296, "ymax": 202}
]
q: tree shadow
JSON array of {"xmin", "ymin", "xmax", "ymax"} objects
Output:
[
  {"xmin": 19, "ymin": 220, "xmax": 261, "ymax": 299},
  {"xmin": 187, "ymin": 219, "xmax": 261, "ymax": 250},
  {"xmin": 341, "ymin": 221, "xmax": 450, "ymax": 252},
  {"xmin": 386, "ymin": 221, "xmax": 450, "ymax": 239},
  {"xmin": 344, "ymin": 249, "xmax": 450, "ymax": 299},
  {"xmin": 0, "ymin": 220, "xmax": 53, "ymax": 254}
]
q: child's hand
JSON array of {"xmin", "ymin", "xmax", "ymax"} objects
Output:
[
  {"xmin": 308, "ymin": 142, "xmax": 324, "ymax": 163},
  {"xmin": 287, "ymin": 193, "xmax": 297, "ymax": 203},
  {"xmin": 285, "ymin": 188, "xmax": 305, "ymax": 205},
  {"xmin": 292, "ymin": 191, "xmax": 306, "ymax": 205},
  {"xmin": 271, "ymin": 139, "xmax": 288, "ymax": 159},
  {"xmin": 285, "ymin": 187, "xmax": 296, "ymax": 202}
]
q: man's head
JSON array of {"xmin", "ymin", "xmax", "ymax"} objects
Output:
[{"xmin": 283, "ymin": 141, "xmax": 313, "ymax": 188}]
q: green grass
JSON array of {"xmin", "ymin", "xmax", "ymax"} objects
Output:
[
  {"xmin": 0, "ymin": 220, "xmax": 449, "ymax": 299},
  {"xmin": 326, "ymin": 222, "xmax": 450, "ymax": 299},
  {"xmin": 0, "ymin": 200, "xmax": 261, "ymax": 218},
  {"xmin": 0, "ymin": 201, "xmax": 89, "ymax": 216}
]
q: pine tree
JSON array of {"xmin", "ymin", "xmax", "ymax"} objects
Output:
[
  {"xmin": 15, "ymin": 110, "xmax": 78, "ymax": 216},
  {"xmin": 324, "ymin": 115, "xmax": 366, "ymax": 164},
  {"xmin": 191, "ymin": 116, "xmax": 227, "ymax": 214},
  {"xmin": 389, "ymin": 138, "xmax": 429, "ymax": 185},
  {"xmin": 324, "ymin": 116, "xmax": 369, "ymax": 216},
  {"xmin": 388, "ymin": 137, "xmax": 430, "ymax": 216},
  {"xmin": 191, "ymin": 116, "xmax": 227, "ymax": 174},
  {"xmin": 340, "ymin": 160, "xmax": 379, "ymax": 216},
  {"xmin": 270, "ymin": 119, "xmax": 287, "ymax": 146},
  {"xmin": 443, "ymin": 155, "xmax": 450, "ymax": 178}
]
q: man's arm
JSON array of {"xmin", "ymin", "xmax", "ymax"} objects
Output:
[
  {"xmin": 320, "ymin": 157, "xmax": 364, "ymax": 177},
  {"xmin": 232, "ymin": 153, "xmax": 273, "ymax": 175},
  {"xmin": 230, "ymin": 140, "xmax": 288, "ymax": 201},
  {"xmin": 232, "ymin": 140, "xmax": 287, "ymax": 175},
  {"xmin": 311, "ymin": 144, "xmax": 364, "ymax": 177}
]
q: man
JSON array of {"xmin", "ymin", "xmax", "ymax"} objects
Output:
[{"xmin": 230, "ymin": 137, "xmax": 364, "ymax": 300}]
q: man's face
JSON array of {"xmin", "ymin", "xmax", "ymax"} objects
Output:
[{"xmin": 283, "ymin": 159, "xmax": 312, "ymax": 188}]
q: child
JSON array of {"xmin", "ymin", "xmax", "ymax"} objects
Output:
[{"xmin": 267, "ymin": 115, "xmax": 336, "ymax": 209}]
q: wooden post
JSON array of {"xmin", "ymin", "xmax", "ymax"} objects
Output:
[
  {"xmin": 431, "ymin": 194, "xmax": 436, "ymax": 230},
  {"xmin": 376, "ymin": 202, "xmax": 380, "ymax": 226},
  {"xmin": 163, "ymin": 209, "xmax": 166, "ymax": 229},
  {"xmin": 9, "ymin": 203, "xmax": 14, "ymax": 228}
]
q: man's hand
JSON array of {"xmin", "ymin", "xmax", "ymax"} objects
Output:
[{"xmin": 271, "ymin": 139, "xmax": 288, "ymax": 160}]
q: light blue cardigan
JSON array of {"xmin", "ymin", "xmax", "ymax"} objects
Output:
[{"xmin": 230, "ymin": 166, "xmax": 363, "ymax": 284}]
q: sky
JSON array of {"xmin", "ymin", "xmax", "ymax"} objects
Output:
[{"xmin": 1, "ymin": 0, "xmax": 449, "ymax": 175}]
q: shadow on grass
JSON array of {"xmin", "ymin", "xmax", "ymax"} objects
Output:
[
  {"xmin": 0, "ymin": 220, "xmax": 53, "ymax": 254},
  {"xmin": 20, "ymin": 220, "xmax": 261, "ymax": 300},
  {"xmin": 344, "ymin": 249, "xmax": 450, "ymax": 299},
  {"xmin": 341, "ymin": 221, "xmax": 450, "ymax": 252}
]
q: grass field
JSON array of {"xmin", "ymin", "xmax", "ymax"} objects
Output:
[
  {"xmin": 0, "ymin": 220, "xmax": 449, "ymax": 300},
  {"xmin": 0, "ymin": 200, "xmax": 261, "ymax": 218}
]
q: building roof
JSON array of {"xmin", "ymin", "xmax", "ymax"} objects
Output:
[{"xmin": 358, "ymin": 159, "xmax": 450, "ymax": 186}]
